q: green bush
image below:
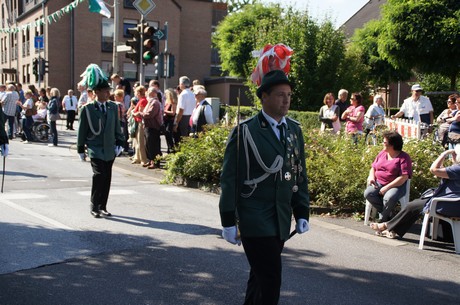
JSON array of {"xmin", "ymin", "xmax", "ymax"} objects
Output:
[
  {"xmin": 303, "ymin": 129, "xmax": 444, "ymax": 211},
  {"xmin": 163, "ymin": 108, "xmax": 445, "ymax": 213},
  {"xmin": 162, "ymin": 126, "xmax": 230, "ymax": 185}
]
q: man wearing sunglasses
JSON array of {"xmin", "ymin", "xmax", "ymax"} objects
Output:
[{"xmin": 391, "ymin": 84, "xmax": 434, "ymax": 125}]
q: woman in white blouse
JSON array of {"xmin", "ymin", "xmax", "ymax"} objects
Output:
[{"xmin": 318, "ymin": 92, "xmax": 341, "ymax": 134}]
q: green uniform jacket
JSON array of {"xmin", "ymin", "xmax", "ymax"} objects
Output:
[
  {"xmin": 219, "ymin": 112, "xmax": 310, "ymax": 241},
  {"xmin": 77, "ymin": 101, "xmax": 124, "ymax": 161}
]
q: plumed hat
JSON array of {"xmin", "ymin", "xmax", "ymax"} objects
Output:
[
  {"xmin": 256, "ymin": 69, "xmax": 293, "ymax": 98},
  {"xmin": 79, "ymin": 64, "xmax": 111, "ymax": 90}
]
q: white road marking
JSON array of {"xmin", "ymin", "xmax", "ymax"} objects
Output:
[
  {"xmin": 0, "ymin": 199, "xmax": 75, "ymax": 231},
  {"xmin": 77, "ymin": 189, "xmax": 137, "ymax": 196},
  {"xmin": 0, "ymin": 193, "xmax": 47, "ymax": 200}
]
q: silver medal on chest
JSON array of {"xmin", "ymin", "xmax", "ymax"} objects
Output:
[{"xmin": 284, "ymin": 171, "xmax": 292, "ymax": 181}]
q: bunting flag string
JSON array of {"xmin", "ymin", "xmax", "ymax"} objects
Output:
[{"xmin": 0, "ymin": 0, "xmax": 87, "ymax": 34}]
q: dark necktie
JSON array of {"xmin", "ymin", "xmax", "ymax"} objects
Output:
[
  {"xmin": 70, "ymin": 98, "xmax": 73, "ymax": 107},
  {"xmin": 277, "ymin": 123, "xmax": 285, "ymax": 144},
  {"xmin": 100, "ymin": 103, "xmax": 105, "ymax": 114}
]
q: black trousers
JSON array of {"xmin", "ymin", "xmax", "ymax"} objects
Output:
[
  {"xmin": 90, "ymin": 158, "xmax": 114, "ymax": 212},
  {"xmin": 66, "ymin": 110, "xmax": 76, "ymax": 129},
  {"xmin": 144, "ymin": 127, "xmax": 161, "ymax": 164},
  {"xmin": 241, "ymin": 236, "xmax": 285, "ymax": 305}
]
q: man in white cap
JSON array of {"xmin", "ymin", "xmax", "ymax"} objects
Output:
[{"xmin": 391, "ymin": 84, "xmax": 433, "ymax": 125}]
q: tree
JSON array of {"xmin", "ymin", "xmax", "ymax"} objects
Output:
[
  {"xmin": 214, "ymin": 4, "xmax": 361, "ymax": 111},
  {"xmin": 212, "ymin": 4, "xmax": 282, "ymax": 78},
  {"xmin": 378, "ymin": 0, "xmax": 460, "ymax": 90},
  {"xmin": 351, "ymin": 20, "xmax": 412, "ymax": 89}
]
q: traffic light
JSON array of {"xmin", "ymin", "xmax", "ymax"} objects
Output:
[
  {"xmin": 154, "ymin": 53, "xmax": 164, "ymax": 78},
  {"xmin": 125, "ymin": 25, "xmax": 141, "ymax": 64},
  {"xmin": 142, "ymin": 23, "xmax": 159, "ymax": 64},
  {"xmin": 32, "ymin": 58, "xmax": 38, "ymax": 76},
  {"xmin": 39, "ymin": 58, "xmax": 49, "ymax": 75},
  {"xmin": 168, "ymin": 54, "xmax": 175, "ymax": 78}
]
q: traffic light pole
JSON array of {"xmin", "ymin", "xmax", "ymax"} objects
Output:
[
  {"xmin": 163, "ymin": 22, "xmax": 168, "ymax": 89},
  {"xmin": 139, "ymin": 17, "xmax": 145, "ymax": 86}
]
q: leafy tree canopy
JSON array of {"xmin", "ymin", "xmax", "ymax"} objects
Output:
[
  {"xmin": 213, "ymin": 4, "xmax": 367, "ymax": 111},
  {"xmin": 351, "ymin": 20, "xmax": 412, "ymax": 89},
  {"xmin": 378, "ymin": 0, "xmax": 460, "ymax": 89}
]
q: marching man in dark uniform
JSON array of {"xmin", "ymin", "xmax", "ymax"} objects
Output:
[
  {"xmin": 219, "ymin": 69, "xmax": 310, "ymax": 305},
  {"xmin": 77, "ymin": 64, "xmax": 124, "ymax": 218}
]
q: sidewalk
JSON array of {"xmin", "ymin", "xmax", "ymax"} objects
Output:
[{"xmin": 55, "ymin": 120, "xmax": 458, "ymax": 256}]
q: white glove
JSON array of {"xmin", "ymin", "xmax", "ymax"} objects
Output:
[
  {"xmin": 79, "ymin": 153, "xmax": 86, "ymax": 162},
  {"xmin": 296, "ymin": 218, "xmax": 310, "ymax": 234},
  {"xmin": 114, "ymin": 145, "xmax": 123, "ymax": 157},
  {"xmin": 222, "ymin": 226, "xmax": 241, "ymax": 246},
  {"xmin": 1, "ymin": 144, "xmax": 9, "ymax": 157}
]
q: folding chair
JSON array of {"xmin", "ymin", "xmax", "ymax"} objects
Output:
[{"xmin": 419, "ymin": 197, "xmax": 460, "ymax": 254}]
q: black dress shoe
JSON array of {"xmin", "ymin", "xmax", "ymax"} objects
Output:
[
  {"xmin": 91, "ymin": 211, "xmax": 101, "ymax": 218},
  {"xmin": 100, "ymin": 210, "xmax": 112, "ymax": 216}
]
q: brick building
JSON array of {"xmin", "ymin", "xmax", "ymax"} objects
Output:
[
  {"xmin": 0, "ymin": 0, "xmax": 228, "ymax": 99},
  {"xmin": 341, "ymin": 0, "xmax": 412, "ymax": 108}
]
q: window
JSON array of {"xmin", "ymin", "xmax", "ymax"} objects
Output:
[
  {"xmin": 101, "ymin": 61, "xmax": 113, "ymax": 77},
  {"xmin": 123, "ymin": 19, "xmax": 137, "ymax": 38},
  {"xmin": 123, "ymin": 63, "xmax": 137, "ymax": 81},
  {"xmin": 101, "ymin": 18, "xmax": 114, "ymax": 52},
  {"xmin": 123, "ymin": 0, "xmax": 135, "ymax": 9}
]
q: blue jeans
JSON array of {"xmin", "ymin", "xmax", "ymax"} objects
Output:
[
  {"xmin": 49, "ymin": 121, "xmax": 58, "ymax": 145},
  {"xmin": 364, "ymin": 181, "xmax": 407, "ymax": 222}
]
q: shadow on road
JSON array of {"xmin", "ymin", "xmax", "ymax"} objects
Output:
[{"xmin": 0, "ymin": 222, "xmax": 459, "ymax": 305}]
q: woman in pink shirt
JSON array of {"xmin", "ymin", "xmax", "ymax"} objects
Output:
[
  {"xmin": 364, "ymin": 131, "xmax": 412, "ymax": 222},
  {"xmin": 342, "ymin": 92, "xmax": 365, "ymax": 139}
]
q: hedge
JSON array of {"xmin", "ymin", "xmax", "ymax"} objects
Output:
[{"xmin": 162, "ymin": 109, "xmax": 444, "ymax": 213}]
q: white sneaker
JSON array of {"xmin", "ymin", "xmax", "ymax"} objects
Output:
[
  {"xmin": 23, "ymin": 140, "xmax": 30, "ymax": 144},
  {"xmin": 48, "ymin": 144, "xmax": 57, "ymax": 147}
]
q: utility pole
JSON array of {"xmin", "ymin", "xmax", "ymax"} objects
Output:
[
  {"xmin": 163, "ymin": 22, "xmax": 168, "ymax": 90},
  {"xmin": 112, "ymin": 0, "xmax": 119, "ymax": 75}
]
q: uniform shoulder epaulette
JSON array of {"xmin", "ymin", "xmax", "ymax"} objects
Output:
[
  {"xmin": 239, "ymin": 116, "xmax": 255, "ymax": 125},
  {"xmin": 286, "ymin": 117, "xmax": 301, "ymax": 125}
]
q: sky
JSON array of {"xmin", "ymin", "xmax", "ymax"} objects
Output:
[{"xmin": 263, "ymin": 0, "xmax": 369, "ymax": 26}]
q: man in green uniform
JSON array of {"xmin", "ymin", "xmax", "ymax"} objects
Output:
[
  {"xmin": 77, "ymin": 64, "xmax": 124, "ymax": 218},
  {"xmin": 219, "ymin": 69, "xmax": 310, "ymax": 305}
]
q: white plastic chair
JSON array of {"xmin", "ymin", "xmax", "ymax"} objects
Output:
[
  {"xmin": 364, "ymin": 179, "xmax": 411, "ymax": 226},
  {"xmin": 418, "ymin": 197, "xmax": 460, "ymax": 254}
]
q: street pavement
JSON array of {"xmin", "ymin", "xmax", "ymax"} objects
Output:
[{"xmin": 0, "ymin": 119, "xmax": 459, "ymax": 305}]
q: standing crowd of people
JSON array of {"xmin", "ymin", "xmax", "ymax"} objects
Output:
[{"xmin": 0, "ymin": 82, "xmax": 62, "ymax": 146}]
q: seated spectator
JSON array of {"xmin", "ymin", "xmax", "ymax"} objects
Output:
[
  {"xmin": 318, "ymin": 92, "xmax": 340, "ymax": 134},
  {"xmin": 370, "ymin": 147, "xmax": 460, "ymax": 239},
  {"xmin": 364, "ymin": 131, "xmax": 413, "ymax": 222},
  {"xmin": 436, "ymin": 94, "xmax": 458, "ymax": 147},
  {"xmin": 32, "ymin": 101, "xmax": 47, "ymax": 122},
  {"xmin": 446, "ymin": 95, "xmax": 460, "ymax": 149}
]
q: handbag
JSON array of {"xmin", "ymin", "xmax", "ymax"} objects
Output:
[
  {"xmin": 447, "ymin": 132, "xmax": 460, "ymax": 144},
  {"xmin": 127, "ymin": 114, "xmax": 138, "ymax": 137},
  {"xmin": 48, "ymin": 112, "xmax": 61, "ymax": 121}
]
